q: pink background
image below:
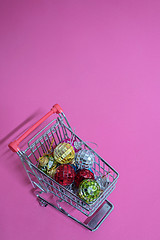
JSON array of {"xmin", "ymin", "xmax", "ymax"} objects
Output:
[{"xmin": 0, "ymin": 0, "xmax": 160, "ymax": 239}]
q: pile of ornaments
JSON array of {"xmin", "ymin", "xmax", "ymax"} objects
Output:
[{"xmin": 38, "ymin": 139, "xmax": 108, "ymax": 204}]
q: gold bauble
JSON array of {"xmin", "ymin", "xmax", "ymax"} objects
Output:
[{"xmin": 54, "ymin": 142, "xmax": 75, "ymax": 164}]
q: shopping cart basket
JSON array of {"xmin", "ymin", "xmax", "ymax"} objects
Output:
[{"xmin": 8, "ymin": 104, "xmax": 119, "ymax": 231}]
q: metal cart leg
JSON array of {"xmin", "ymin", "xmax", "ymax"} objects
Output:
[
  {"xmin": 36, "ymin": 193, "xmax": 113, "ymax": 231},
  {"xmin": 38, "ymin": 198, "xmax": 48, "ymax": 207}
]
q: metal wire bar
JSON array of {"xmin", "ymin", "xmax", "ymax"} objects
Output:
[
  {"xmin": 17, "ymin": 113, "xmax": 119, "ymax": 217},
  {"xmin": 29, "ymin": 164, "xmax": 95, "ymax": 215}
]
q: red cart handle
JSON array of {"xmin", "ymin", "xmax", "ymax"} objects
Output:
[{"xmin": 8, "ymin": 104, "xmax": 63, "ymax": 153}]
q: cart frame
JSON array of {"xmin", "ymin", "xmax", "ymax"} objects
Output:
[{"xmin": 8, "ymin": 104, "xmax": 119, "ymax": 231}]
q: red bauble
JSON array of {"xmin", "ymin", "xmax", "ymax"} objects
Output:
[
  {"xmin": 75, "ymin": 169, "xmax": 95, "ymax": 188},
  {"xmin": 54, "ymin": 164, "xmax": 76, "ymax": 186}
]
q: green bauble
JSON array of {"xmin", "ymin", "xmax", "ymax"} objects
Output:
[{"xmin": 79, "ymin": 179, "xmax": 101, "ymax": 203}]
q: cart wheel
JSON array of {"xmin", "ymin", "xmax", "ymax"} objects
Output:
[{"xmin": 38, "ymin": 198, "xmax": 48, "ymax": 207}]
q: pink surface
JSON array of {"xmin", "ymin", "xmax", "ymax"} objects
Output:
[{"xmin": 0, "ymin": 1, "xmax": 160, "ymax": 239}]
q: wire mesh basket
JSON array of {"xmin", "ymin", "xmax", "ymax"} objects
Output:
[{"xmin": 9, "ymin": 104, "xmax": 119, "ymax": 231}]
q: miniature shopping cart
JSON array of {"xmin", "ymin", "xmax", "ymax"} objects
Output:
[{"xmin": 8, "ymin": 104, "xmax": 119, "ymax": 231}]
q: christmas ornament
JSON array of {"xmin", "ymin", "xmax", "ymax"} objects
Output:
[
  {"xmin": 76, "ymin": 149, "xmax": 95, "ymax": 169},
  {"xmin": 79, "ymin": 179, "xmax": 101, "ymax": 203},
  {"xmin": 63, "ymin": 138, "xmax": 82, "ymax": 152},
  {"xmin": 47, "ymin": 161, "xmax": 59, "ymax": 178},
  {"xmin": 54, "ymin": 142, "xmax": 75, "ymax": 164},
  {"xmin": 38, "ymin": 154, "xmax": 54, "ymax": 173},
  {"xmin": 38, "ymin": 154, "xmax": 59, "ymax": 178},
  {"xmin": 95, "ymin": 173, "xmax": 110, "ymax": 190},
  {"xmin": 75, "ymin": 169, "xmax": 95, "ymax": 188},
  {"xmin": 54, "ymin": 164, "xmax": 76, "ymax": 186}
]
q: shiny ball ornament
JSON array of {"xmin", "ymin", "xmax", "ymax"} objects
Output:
[
  {"xmin": 76, "ymin": 149, "xmax": 95, "ymax": 169},
  {"xmin": 38, "ymin": 154, "xmax": 55, "ymax": 173},
  {"xmin": 63, "ymin": 138, "xmax": 82, "ymax": 153},
  {"xmin": 75, "ymin": 169, "xmax": 95, "ymax": 188},
  {"xmin": 95, "ymin": 174, "xmax": 110, "ymax": 190},
  {"xmin": 38, "ymin": 155, "xmax": 49, "ymax": 167},
  {"xmin": 54, "ymin": 164, "xmax": 76, "ymax": 186},
  {"xmin": 79, "ymin": 179, "xmax": 101, "ymax": 203},
  {"xmin": 54, "ymin": 142, "xmax": 75, "ymax": 164},
  {"xmin": 47, "ymin": 161, "xmax": 59, "ymax": 178}
]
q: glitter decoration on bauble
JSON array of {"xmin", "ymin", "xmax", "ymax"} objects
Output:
[
  {"xmin": 38, "ymin": 154, "xmax": 54, "ymax": 172},
  {"xmin": 47, "ymin": 161, "xmax": 59, "ymax": 178},
  {"xmin": 75, "ymin": 169, "xmax": 95, "ymax": 188},
  {"xmin": 79, "ymin": 179, "xmax": 101, "ymax": 203},
  {"xmin": 95, "ymin": 173, "xmax": 110, "ymax": 191},
  {"xmin": 54, "ymin": 142, "xmax": 75, "ymax": 164},
  {"xmin": 54, "ymin": 164, "xmax": 76, "ymax": 186},
  {"xmin": 76, "ymin": 149, "xmax": 95, "ymax": 169},
  {"xmin": 63, "ymin": 138, "xmax": 82, "ymax": 153},
  {"xmin": 38, "ymin": 154, "xmax": 59, "ymax": 177}
]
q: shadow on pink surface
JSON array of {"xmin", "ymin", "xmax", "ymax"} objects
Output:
[
  {"xmin": 0, "ymin": 109, "xmax": 43, "ymax": 187},
  {"xmin": 0, "ymin": 109, "xmax": 41, "ymax": 145}
]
